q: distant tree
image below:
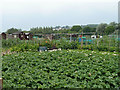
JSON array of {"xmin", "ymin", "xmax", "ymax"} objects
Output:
[
  {"xmin": 116, "ymin": 23, "xmax": 120, "ymax": 30},
  {"xmin": 83, "ymin": 26, "xmax": 90, "ymax": 32},
  {"xmin": 109, "ymin": 22, "xmax": 118, "ymax": 29},
  {"xmin": 71, "ymin": 25, "xmax": 82, "ymax": 32},
  {"xmin": 104, "ymin": 26, "xmax": 115, "ymax": 35},
  {"xmin": 91, "ymin": 28, "xmax": 96, "ymax": 32},
  {"xmin": 30, "ymin": 27, "xmax": 54, "ymax": 34},
  {"xmin": 6, "ymin": 28, "xmax": 22, "ymax": 34},
  {"xmin": 96, "ymin": 23, "xmax": 107, "ymax": 35},
  {"xmin": 109, "ymin": 22, "xmax": 117, "ymax": 26},
  {"xmin": 23, "ymin": 31, "xmax": 30, "ymax": 33},
  {"xmin": 82, "ymin": 26, "xmax": 90, "ymax": 32},
  {"xmin": 86, "ymin": 24, "xmax": 98, "ymax": 28},
  {"xmin": 81, "ymin": 24, "xmax": 98, "ymax": 28},
  {"xmin": 118, "ymin": 23, "xmax": 120, "ymax": 30},
  {"xmin": 82, "ymin": 26, "xmax": 96, "ymax": 33}
]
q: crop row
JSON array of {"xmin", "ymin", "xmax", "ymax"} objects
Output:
[{"xmin": 2, "ymin": 50, "xmax": 119, "ymax": 88}]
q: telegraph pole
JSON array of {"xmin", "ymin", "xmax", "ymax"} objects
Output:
[{"xmin": 118, "ymin": 1, "xmax": 120, "ymax": 23}]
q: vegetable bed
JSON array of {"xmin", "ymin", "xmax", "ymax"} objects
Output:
[{"xmin": 2, "ymin": 50, "xmax": 119, "ymax": 88}]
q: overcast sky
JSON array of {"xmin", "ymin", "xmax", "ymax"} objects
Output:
[{"xmin": 0, "ymin": 0, "xmax": 119, "ymax": 32}]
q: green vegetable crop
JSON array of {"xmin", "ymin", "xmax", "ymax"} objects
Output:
[{"xmin": 2, "ymin": 50, "xmax": 119, "ymax": 88}]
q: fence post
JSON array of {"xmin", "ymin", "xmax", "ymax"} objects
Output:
[
  {"xmin": 86, "ymin": 39, "xmax": 87, "ymax": 46},
  {"xmin": 0, "ymin": 78, "xmax": 3, "ymax": 89},
  {"xmin": 70, "ymin": 34, "xmax": 72, "ymax": 42},
  {"xmin": 109, "ymin": 36, "xmax": 110, "ymax": 51},
  {"xmin": 97, "ymin": 39, "xmax": 99, "ymax": 47},
  {"xmin": 85, "ymin": 36, "xmax": 87, "ymax": 46},
  {"xmin": 81, "ymin": 38, "xmax": 83, "ymax": 49}
]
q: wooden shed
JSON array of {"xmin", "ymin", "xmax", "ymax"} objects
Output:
[
  {"xmin": 12, "ymin": 31, "xmax": 25, "ymax": 40},
  {"xmin": 1, "ymin": 33, "xmax": 6, "ymax": 40},
  {"xmin": 7, "ymin": 34, "xmax": 13, "ymax": 39},
  {"xmin": 12, "ymin": 31, "xmax": 33, "ymax": 40},
  {"xmin": 24, "ymin": 33, "xmax": 33, "ymax": 40}
]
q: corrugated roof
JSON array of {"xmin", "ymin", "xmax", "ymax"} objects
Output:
[{"xmin": 12, "ymin": 31, "xmax": 22, "ymax": 34}]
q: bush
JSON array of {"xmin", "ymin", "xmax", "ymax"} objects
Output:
[
  {"xmin": 2, "ymin": 37, "xmax": 119, "ymax": 52},
  {"xmin": 10, "ymin": 43, "xmax": 39, "ymax": 52}
]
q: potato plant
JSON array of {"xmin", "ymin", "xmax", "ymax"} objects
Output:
[{"xmin": 2, "ymin": 50, "xmax": 119, "ymax": 88}]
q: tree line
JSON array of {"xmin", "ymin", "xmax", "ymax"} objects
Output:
[{"xmin": 6, "ymin": 22, "xmax": 120, "ymax": 35}]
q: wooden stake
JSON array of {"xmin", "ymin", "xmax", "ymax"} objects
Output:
[
  {"xmin": 0, "ymin": 78, "xmax": 3, "ymax": 89},
  {"xmin": 70, "ymin": 34, "xmax": 72, "ymax": 42},
  {"xmin": 97, "ymin": 39, "xmax": 99, "ymax": 47},
  {"xmin": 85, "ymin": 36, "xmax": 87, "ymax": 46},
  {"xmin": 109, "ymin": 36, "xmax": 110, "ymax": 51},
  {"xmin": 81, "ymin": 38, "xmax": 83, "ymax": 49}
]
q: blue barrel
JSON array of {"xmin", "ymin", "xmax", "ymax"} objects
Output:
[{"xmin": 79, "ymin": 38, "xmax": 81, "ymax": 42}]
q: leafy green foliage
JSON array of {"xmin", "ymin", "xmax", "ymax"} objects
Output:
[
  {"xmin": 10, "ymin": 43, "xmax": 39, "ymax": 52},
  {"xmin": 70, "ymin": 25, "xmax": 82, "ymax": 32},
  {"xmin": 2, "ymin": 37, "xmax": 119, "ymax": 52},
  {"xmin": 82, "ymin": 26, "xmax": 96, "ymax": 33},
  {"xmin": 2, "ymin": 50, "xmax": 119, "ymax": 88},
  {"xmin": 105, "ymin": 26, "xmax": 115, "ymax": 35},
  {"xmin": 6, "ymin": 28, "xmax": 21, "ymax": 34},
  {"xmin": 30, "ymin": 27, "xmax": 53, "ymax": 34},
  {"xmin": 2, "ymin": 39, "xmax": 22, "ymax": 48},
  {"xmin": 53, "ymin": 39, "xmax": 79, "ymax": 49},
  {"xmin": 96, "ymin": 23, "xmax": 107, "ymax": 35}
]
